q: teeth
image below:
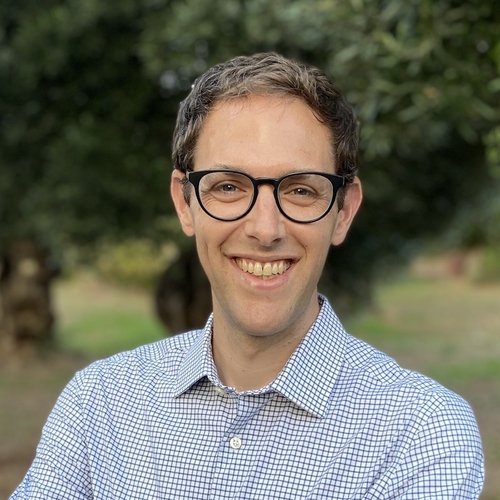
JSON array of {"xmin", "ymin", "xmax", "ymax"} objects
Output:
[
  {"xmin": 254, "ymin": 262, "xmax": 263, "ymax": 276},
  {"xmin": 236, "ymin": 259, "xmax": 291, "ymax": 278}
]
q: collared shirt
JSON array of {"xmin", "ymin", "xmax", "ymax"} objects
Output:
[{"xmin": 11, "ymin": 296, "xmax": 483, "ymax": 499}]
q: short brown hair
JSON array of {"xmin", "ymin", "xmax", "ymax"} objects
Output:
[{"xmin": 172, "ymin": 52, "xmax": 359, "ymax": 208}]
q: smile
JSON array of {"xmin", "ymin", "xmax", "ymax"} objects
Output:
[{"xmin": 235, "ymin": 258, "xmax": 292, "ymax": 279}]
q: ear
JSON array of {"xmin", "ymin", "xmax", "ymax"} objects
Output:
[
  {"xmin": 171, "ymin": 170, "xmax": 195, "ymax": 237},
  {"xmin": 331, "ymin": 177, "xmax": 362, "ymax": 246}
]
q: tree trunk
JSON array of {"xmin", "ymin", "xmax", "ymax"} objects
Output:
[
  {"xmin": 0, "ymin": 238, "xmax": 58, "ymax": 361},
  {"xmin": 155, "ymin": 246, "xmax": 212, "ymax": 335}
]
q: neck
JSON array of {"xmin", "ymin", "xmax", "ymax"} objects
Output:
[{"xmin": 211, "ymin": 305, "xmax": 319, "ymax": 392}]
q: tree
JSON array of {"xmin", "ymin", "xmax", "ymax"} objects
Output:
[
  {"xmin": 0, "ymin": 0, "xmax": 177, "ymax": 350},
  {"xmin": 0, "ymin": 0, "xmax": 499, "ymax": 349}
]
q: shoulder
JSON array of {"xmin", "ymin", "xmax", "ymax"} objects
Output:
[
  {"xmin": 69, "ymin": 330, "xmax": 203, "ymax": 400},
  {"xmin": 344, "ymin": 332, "xmax": 450, "ymax": 391},
  {"xmin": 339, "ymin": 333, "xmax": 479, "ymax": 428},
  {"xmin": 336, "ymin": 334, "xmax": 483, "ymax": 477}
]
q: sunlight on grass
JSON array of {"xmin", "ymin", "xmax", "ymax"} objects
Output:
[
  {"xmin": 58, "ymin": 310, "xmax": 167, "ymax": 359},
  {"xmin": 427, "ymin": 359, "xmax": 500, "ymax": 384},
  {"xmin": 346, "ymin": 315, "xmax": 416, "ymax": 349}
]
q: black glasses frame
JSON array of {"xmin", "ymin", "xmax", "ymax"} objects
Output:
[{"xmin": 186, "ymin": 169, "xmax": 346, "ymax": 223}]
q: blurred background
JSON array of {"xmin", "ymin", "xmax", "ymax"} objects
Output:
[{"xmin": 0, "ymin": 0, "xmax": 499, "ymax": 497}]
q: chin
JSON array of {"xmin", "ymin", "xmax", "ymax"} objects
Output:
[{"xmin": 233, "ymin": 309, "xmax": 295, "ymax": 338}]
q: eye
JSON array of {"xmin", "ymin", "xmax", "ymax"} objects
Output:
[
  {"xmin": 199, "ymin": 171, "xmax": 252, "ymax": 201},
  {"xmin": 215, "ymin": 183, "xmax": 238, "ymax": 193},
  {"xmin": 284, "ymin": 184, "xmax": 319, "ymax": 199},
  {"xmin": 290, "ymin": 186, "xmax": 316, "ymax": 197}
]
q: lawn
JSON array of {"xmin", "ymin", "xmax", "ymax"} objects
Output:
[{"xmin": 0, "ymin": 273, "xmax": 499, "ymax": 498}]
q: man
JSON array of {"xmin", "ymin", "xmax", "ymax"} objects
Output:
[{"xmin": 11, "ymin": 53, "xmax": 483, "ymax": 499}]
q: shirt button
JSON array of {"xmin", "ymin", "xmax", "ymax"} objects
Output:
[
  {"xmin": 230, "ymin": 437, "xmax": 242, "ymax": 450},
  {"xmin": 215, "ymin": 387, "xmax": 225, "ymax": 396}
]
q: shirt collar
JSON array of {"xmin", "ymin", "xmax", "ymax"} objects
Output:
[
  {"xmin": 174, "ymin": 295, "xmax": 347, "ymax": 418},
  {"xmin": 173, "ymin": 314, "xmax": 219, "ymax": 397},
  {"xmin": 270, "ymin": 295, "xmax": 347, "ymax": 417}
]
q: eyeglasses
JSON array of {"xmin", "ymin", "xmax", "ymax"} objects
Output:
[{"xmin": 186, "ymin": 169, "xmax": 346, "ymax": 223}]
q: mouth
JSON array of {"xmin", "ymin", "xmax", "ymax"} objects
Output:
[{"xmin": 235, "ymin": 258, "xmax": 293, "ymax": 280}]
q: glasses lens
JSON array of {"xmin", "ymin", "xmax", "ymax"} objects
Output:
[
  {"xmin": 278, "ymin": 173, "xmax": 334, "ymax": 222},
  {"xmin": 198, "ymin": 171, "xmax": 254, "ymax": 220}
]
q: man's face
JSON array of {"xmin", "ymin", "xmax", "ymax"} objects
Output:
[{"xmin": 172, "ymin": 95, "xmax": 361, "ymax": 343}]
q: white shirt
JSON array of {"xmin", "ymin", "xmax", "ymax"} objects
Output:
[{"xmin": 11, "ymin": 296, "xmax": 484, "ymax": 498}]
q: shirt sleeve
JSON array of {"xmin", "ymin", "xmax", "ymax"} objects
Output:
[
  {"xmin": 9, "ymin": 373, "xmax": 93, "ymax": 500},
  {"xmin": 368, "ymin": 392, "xmax": 484, "ymax": 499}
]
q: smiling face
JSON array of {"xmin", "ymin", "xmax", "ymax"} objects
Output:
[{"xmin": 171, "ymin": 95, "xmax": 361, "ymax": 346}]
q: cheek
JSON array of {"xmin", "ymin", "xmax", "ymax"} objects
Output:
[
  {"xmin": 315, "ymin": 218, "xmax": 336, "ymax": 245},
  {"xmin": 303, "ymin": 228, "xmax": 334, "ymax": 263},
  {"xmin": 193, "ymin": 218, "xmax": 240, "ymax": 256}
]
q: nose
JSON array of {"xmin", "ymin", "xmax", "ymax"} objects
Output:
[{"xmin": 243, "ymin": 185, "xmax": 286, "ymax": 246}]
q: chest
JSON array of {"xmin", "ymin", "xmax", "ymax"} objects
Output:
[{"xmin": 85, "ymin": 387, "xmax": 401, "ymax": 499}]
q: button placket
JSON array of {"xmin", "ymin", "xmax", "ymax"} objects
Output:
[{"xmin": 222, "ymin": 393, "xmax": 271, "ymax": 454}]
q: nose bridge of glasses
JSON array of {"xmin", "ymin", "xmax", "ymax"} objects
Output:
[
  {"xmin": 252, "ymin": 177, "xmax": 281, "ymax": 208},
  {"xmin": 253, "ymin": 177, "xmax": 280, "ymax": 190},
  {"xmin": 245, "ymin": 177, "xmax": 287, "ymax": 239}
]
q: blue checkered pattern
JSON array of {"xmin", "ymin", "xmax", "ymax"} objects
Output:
[{"xmin": 11, "ymin": 296, "xmax": 484, "ymax": 499}]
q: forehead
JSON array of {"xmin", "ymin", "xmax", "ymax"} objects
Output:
[{"xmin": 193, "ymin": 95, "xmax": 335, "ymax": 175}]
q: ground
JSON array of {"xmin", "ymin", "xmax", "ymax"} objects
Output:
[{"xmin": 1, "ymin": 273, "xmax": 499, "ymax": 499}]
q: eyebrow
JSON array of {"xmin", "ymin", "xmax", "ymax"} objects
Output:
[
  {"xmin": 207, "ymin": 163, "xmax": 321, "ymax": 177},
  {"xmin": 210, "ymin": 163, "xmax": 246, "ymax": 172}
]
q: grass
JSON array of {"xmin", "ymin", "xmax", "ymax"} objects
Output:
[
  {"xmin": 349, "ymin": 278, "xmax": 500, "ymax": 369},
  {"xmin": 427, "ymin": 359, "xmax": 500, "ymax": 385},
  {"xmin": 1, "ymin": 273, "xmax": 499, "ymax": 498},
  {"xmin": 59, "ymin": 310, "xmax": 165, "ymax": 358},
  {"xmin": 54, "ymin": 272, "xmax": 166, "ymax": 358}
]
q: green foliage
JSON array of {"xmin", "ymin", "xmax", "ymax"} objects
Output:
[
  {"xmin": 485, "ymin": 126, "xmax": 500, "ymax": 178},
  {"xmin": 0, "ymin": 0, "xmax": 175, "ymax": 248},
  {"xmin": 1, "ymin": 0, "xmax": 499, "ymax": 311},
  {"xmin": 95, "ymin": 239, "xmax": 178, "ymax": 288}
]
